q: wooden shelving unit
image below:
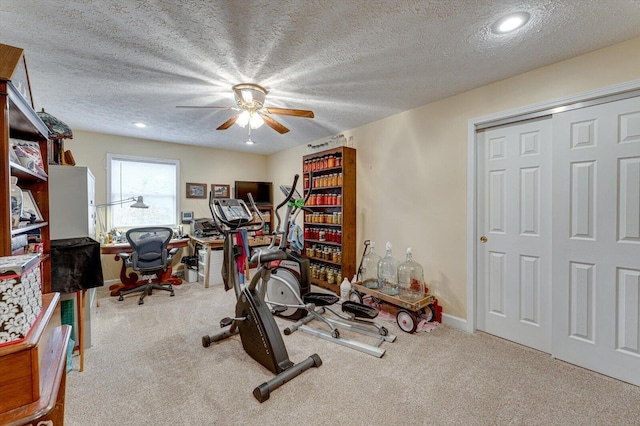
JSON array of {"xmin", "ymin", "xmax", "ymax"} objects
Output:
[
  {"xmin": 1, "ymin": 44, "xmax": 52, "ymax": 292},
  {"xmin": 1, "ymin": 42, "xmax": 70, "ymax": 424},
  {"xmin": 303, "ymin": 146, "xmax": 356, "ymax": 294},
  {"xmin": 254, "ymin": 204, "xmax": 274, "ymax": 235}
]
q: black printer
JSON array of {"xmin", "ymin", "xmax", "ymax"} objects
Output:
[{"xmin": 190, "ymin": 218, "xmax": 219, "ymax": 237}]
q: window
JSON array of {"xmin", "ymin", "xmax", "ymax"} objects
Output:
[{"xmin": 106, "ymin": 153, "xmax": 180, "ymax": 230}]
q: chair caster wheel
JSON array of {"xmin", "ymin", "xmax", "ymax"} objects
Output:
[
  {"xmin": 170, "ymin": 291, "xmax": 175, "ymax": 297},
  {"xmin": 202, "ymin": 335, "xmax": 211, "ymax": 347},
  {"xmin": 138, "ymin": 299, "xmax": 144, "ymax": 305},
  {"xmin": 331, "ymin": 329, "xmax": 340, "ymax": 339},
  {"xmin": 380, "ymin": 327, "xmax": 388, "ymax": 336},
  {"xmin": 118, "ymin": 295, "xmax": 124, "ymax": 301}
]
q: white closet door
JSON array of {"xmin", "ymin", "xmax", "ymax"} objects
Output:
[
  {"xmin": 477, "ymin": 118, "xmax": 552, "ymax": 352},
  {"xmin": 552, "ymin": 96, "xmax": 640, "ymax": 386}
]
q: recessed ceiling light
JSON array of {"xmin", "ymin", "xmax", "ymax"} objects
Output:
[
  {"xmin": 133, "ymin": 122, "xmax": 147, "ymax": 128},
  {"xmin": 245, "ymin": 138, "xmax": 255, "ymax": 145},
  {"xmin": 492, "ymin": 12, "xmax": 530, "ymax": 34}
]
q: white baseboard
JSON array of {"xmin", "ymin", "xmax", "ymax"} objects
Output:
[{"xmin": 441, "ymin": 313, "xmax": 472, "ymax": 333}]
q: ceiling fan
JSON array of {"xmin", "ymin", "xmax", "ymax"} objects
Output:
[{"xmin": 176, "ymin": 83, "xmax": 314, "ymax": 135}]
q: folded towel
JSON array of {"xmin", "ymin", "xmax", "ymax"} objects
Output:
[{"xmin": 287, "ymin": 224, "xmax": 304, "ymax": 253}]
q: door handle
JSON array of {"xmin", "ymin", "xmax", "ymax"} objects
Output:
[{"xmin": 480, "ymin": 236, "xmax": 488, "ymax": 243}]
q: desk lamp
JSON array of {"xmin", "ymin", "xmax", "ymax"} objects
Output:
[{"xmin": 96, "ymin": 196, "xmax": 148, "ymax": 234}]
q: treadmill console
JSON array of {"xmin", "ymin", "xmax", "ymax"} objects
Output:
[{"xmin": 213, "ymin": 198, "xmax": 253, "ymax": 225}]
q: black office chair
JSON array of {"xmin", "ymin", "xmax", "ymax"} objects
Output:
[{"xmin": 118, "ymin": 227, "xmax": 178, "ymax": 305}]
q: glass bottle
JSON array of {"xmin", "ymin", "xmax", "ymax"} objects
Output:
[
  {"xmin": 398, "ymin": 247, "xmax": 426, "ymax": 302},
  {"xmin": 378, "ymin": 241, "xmax": 400, "ymax": 296},
  {"xmin": 361, "ymin": 241, "xmax": 381, "ymax": 289},
  {"xmin": 10, "ymin": 176, "xmax": 23, "ymax": 228}
]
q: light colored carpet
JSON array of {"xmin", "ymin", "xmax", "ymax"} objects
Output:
[{"xmin": 65, "ymin": 282, "xmax": 640, "ymax": 425}]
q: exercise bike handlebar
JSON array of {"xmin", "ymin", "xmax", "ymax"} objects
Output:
[
  {"xmin": 270, "ymin": 174, "xmax": 313, "ymax": 251},
  {"xmin": 210, "ymin": 192, "xmax": 265, "ymax": 233},
  {"xmin": 276, "ymin": 174, "xmax": 300, "ymax": 211},
  {"xmin": 272, "ymin": 174, "xmax": 299, "ymax": 239},
  {"xmin": 301, "ymin": 173, "xmax": 313, "ymax": 212}
]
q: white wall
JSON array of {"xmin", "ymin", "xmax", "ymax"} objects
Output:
[{"xmin": 268, "ymin": 36, "xmax": 640, "ymax": 320}]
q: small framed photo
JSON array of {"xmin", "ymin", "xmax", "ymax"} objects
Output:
[
  {"xmin": 212, "ymin": 184, "xmax": 230, "ymax": 199},
  {"xmin": 186, "ymin": 182, "xmax": 207, "ymax": 199},
  {"xmin": 22, "ymin": 189, "xmax": 43, "ymax": 222}
]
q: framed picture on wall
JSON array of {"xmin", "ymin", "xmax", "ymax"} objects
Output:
[
  {"xmin": 212, "ymin": 184, "xmax": 230, "ymax": 199},
  {"xmin": 186, "ymin": 182, "xmax": 207, "ymax": 199}
]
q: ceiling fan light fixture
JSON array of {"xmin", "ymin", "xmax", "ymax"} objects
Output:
[
  {"xmin": 233, "ymin": 83, "xmax": 267, "ymax": 110},
  {"xmin": 236, "ymin": 110, "xmax": 264, "ymax": 129},
  {"xmin": 249, "ymin": 113, "xmax": 264, "ymax": 129},
  {"xmin": 236, "ymin": 110, "xmax": 250, "ymax": 128}
]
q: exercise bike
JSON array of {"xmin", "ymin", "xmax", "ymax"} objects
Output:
[
  {"xmin": 263, "ymin": 176, "xmax": 396, "ymax": 357},
  {"xmin": 201, "ymin": 192, "xmax": 321, "ymax": 403}
]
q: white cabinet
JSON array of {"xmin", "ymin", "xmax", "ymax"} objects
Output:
[
  {"xmin": 198, "ymin": 248, "xmax": 223, "ymax": 287},
  {"xmin": 48, "ymin": 165, "xmax": 97, "ymax": 349},
  {"xmin": 48, "ymin": 165, "xmax": 96, "ymax": 240}
]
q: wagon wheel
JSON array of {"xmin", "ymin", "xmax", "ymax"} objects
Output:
[
  {"xmin": 396, "ymin": 309, "xmax": 418, "ymax": 333},
  {"xmin": 349, "ymin": 291, "xmax": 363, "ymax": 304},
  {"xmin": 423, "ymin": 304, "xmax": 435, "ymax": 322}
]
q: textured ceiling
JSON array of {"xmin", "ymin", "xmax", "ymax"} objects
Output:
[{"xmin": 2, "ymin": 1, "xmax": 640, "ymax": 154}]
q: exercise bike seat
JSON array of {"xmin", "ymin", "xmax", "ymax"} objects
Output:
[
  {"xmin": 342, "ymin": 301, "xmax": 379, "ymax": 319},
  {"xmin": 250, "ymin": 248, "xmax": 288, "ymax": 264},
  {"xmin": 303, "ymin": 292, "xmax": 339, "ymax": 307}
]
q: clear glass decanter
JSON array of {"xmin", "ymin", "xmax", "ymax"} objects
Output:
[
  {"xmin": 398, "ymin": 247, "xmax": 425, "ymax": 302},
  {"xmin": 361, "ymin": 241, "xmax": 381, "ymax": 289},
  {"xmin": 378, "ymin": 241, "xmax": 399, "ymax": 296}
]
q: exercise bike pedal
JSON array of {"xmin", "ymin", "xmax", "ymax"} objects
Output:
[
  {"xmin": 219, "ymin": 317, "xmax": 234, "ymax": 327},
  {"xmin": 342, "ymin": 301, "xmax": 379, "ymax": 319},
  {"xmin": 303, "ymin": 292, "xmax": 339, "ymax": 307},
  {"xmin": 271, "ymin": 305, "xmax": 288, "ymax": 314}
]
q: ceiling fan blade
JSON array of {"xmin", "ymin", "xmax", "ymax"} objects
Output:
[
  {"xmin": 262, "ymin": 114, "xmax": 290, "ymax": 134},
  {"xmin": 176, "ymin": 105, "xmax": 235, "ymax": 110},
  {"xmin": 217, "ymin": 115, "xmax": 239, "ymax": 130},
  {"xmin": 264, "ymin": 107, "xmax": 314, "ymax": 118}
]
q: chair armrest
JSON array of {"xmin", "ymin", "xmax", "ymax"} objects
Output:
[
  {"xmin": 118, "ymin": 252, "xmax": 132, "ymax": 267},
  {"xmin": 166, "ymin": 247, "xmax": 180, "ymax": 265}
]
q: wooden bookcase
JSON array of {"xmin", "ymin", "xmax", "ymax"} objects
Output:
[
  {"xmin": 1, "ymin": 44, "xmax": 52, "ymax": 292},
  {"xmin": 1, "ymin": 43, "xmax": 70, "ymax": 424},
  {"xmin": 303, "ymin": 146, "xmax": 356, "ymax": 294}
]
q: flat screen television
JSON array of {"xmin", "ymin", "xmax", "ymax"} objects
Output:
[{"xmin": 234, "ymin": 181, "xmax": 273, "ymax": 205}]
